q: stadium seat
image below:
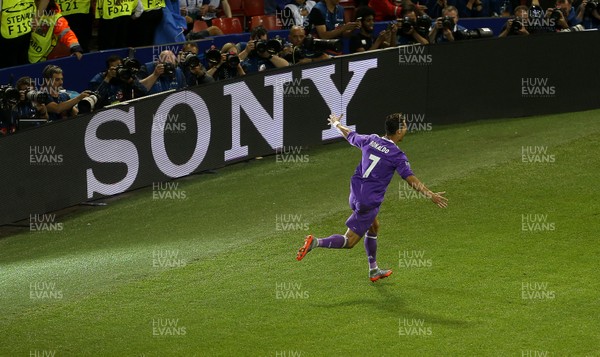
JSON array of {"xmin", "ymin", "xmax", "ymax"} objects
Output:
[
  {"xmin": 250, "ymin": 15, "xmax": 281, "ymax": 31},
  {"xmin": 192, "ymin": 20, "xmax": 208, "ymax": 33},
  {"xmin": 340, "ymin": 0, "xmax": 356, "ymax": 22},
  {"xmin": 229, "ymin": 0, "xmax": 244, "ymax": 17},
  {"xmin": 211, "ymin": 17, "xmax": 244, "ymax": 34},
  {"xmin": 242, "ymin": 0, "xmax": 265, "ymax": 17}
]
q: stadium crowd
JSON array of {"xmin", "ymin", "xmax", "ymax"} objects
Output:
[{"xmin": 1, "ymin": 0, "xmax": 598, "ymax": 134}]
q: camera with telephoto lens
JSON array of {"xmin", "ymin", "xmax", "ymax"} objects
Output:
[
  {"xmin": 161, "ymin": 62, "xmax": 176, "ymax": 77},
  {"xmin": 26, "ymin": 90, "xmax": 49, "ymax": 103},
  {"xmin": 549, "ymin": 8, "xmax": 563, "ymax": 21},
  {"xmin": 442, "ymin": 16, "xmax": 455, "ymax": 29},
  {"xmin": 416, "ymin": 15, "xmax": 432, "ymax": 35},
  {"xmin": 114, "ymin": 57, "xmax": 141, "ymax": 82},
  {"xmin": 303, "ymin": 35, "xmax": 342, "ymax": 53},
  {"xmin": 180, "ymin": 51, "xmax": 201, "ymax": 68},
  {"xmin": 454, "ymin": 27, "xmax": 494, "ymax": 40},
  {"xmin": 226, "ymin": 52, "xmax": 240, "ymax": 67},
  {"xmin": 510, "ymin": 17, "xmax": 524, "ymax": 34},
  {"xmin": 399, "ymin": 16, "xmax": 416, "ymax": 34},
  {"xmin": 0, "ymin": 85, "xmax": 19, "ymax": 109},
  {"xmin": 205, "ymin": 48, "xmax": 222, "ymax": 65},
  {"xmin": 78, "ymin": 91, "xmax": 103, "ymax": 114},
  {"xmin": 585, "ymin": 0, "xmax": 599, "ymax": 14}
]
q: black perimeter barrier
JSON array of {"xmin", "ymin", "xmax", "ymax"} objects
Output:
[{"xmin": 2, "ymin": 31, "xmax": 600, "ymax": 226}]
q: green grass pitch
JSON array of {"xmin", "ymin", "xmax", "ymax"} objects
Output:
[{"xmin": 1, "ymin": 110, "xmax": 599, "ymax": 356}]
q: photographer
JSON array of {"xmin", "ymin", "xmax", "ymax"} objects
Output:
[
  {"xmin": 238, "ymin": 28, "xmax": 290, "ymax": 74},
  {"xmin": 499, "ymin": 6, "xmax": 533, "ymax": 36},
  {"xmin": 281, "ymin": 26, "xmax": 331, "ymax": 65},
  {"xmin": 41, "ymin": 65, "xmax": 91, "ymax": 121},
  {"xmin": 429, "ymin": 6, "xmax": 467, "ymax": 43},
  {"xmin": 350, "ymin": 7, "xmax": 397, "ymax": 53},
  {"xmin": 206, "ymin": 43, "xmax": 246, "ymax": 81},
  {"xmin": 143, "ymin": 51, "xmax": 187, "ymax": 95},
  {"xmin": 88, "ymin": 55, "xmax": 149, "ymax": 107},
  {"xmin": 540, "ymin": 0, "xmax": 580, "ymax": 30},
  {"xmin": 178, "ymin": 42, "xmax": 215, "ymax": 86},
  {"xmin": 579, "ymin": 0, "xmax": 600, "ymax": 28},
  {"xmin": 396, "ymin": 5, "xmax": 430, "ymax": 45},
  {"xmin": 0, "ymin": 85, "xmax": 21, "ymax": 135},
  {"xmin": 11, "ymin": 77, "xmax": 49, "ymax": 129},
  {"xmin": 306, "ymin": 0, "xmax": 361, "ymax": 39}
]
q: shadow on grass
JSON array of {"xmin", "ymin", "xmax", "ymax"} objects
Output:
[{"xmin": 313, "ymin": 281, "xmax": 472, "ymax": 328}]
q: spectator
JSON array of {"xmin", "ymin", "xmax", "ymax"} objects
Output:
[
  {"xmin": 578, "ymin": 0, "xmax": 600, "ymax": 28},
  {"xmin": 428, "ymin": 5, "xmax": 466, "ymax": 43},
  {"xmin": 397, "ymin": 5, "xmax": 429, "ymax": 45},
  {"xmin": 306, "ymin": 0, "xmax": 361, "ymax": 39},
  {"xmin": 88, "ymin": 55, "xmax": 149, "ymax": 107},
  {"xmin": 56, "ymin": 0, "xmax": 94, "ymax": 52},
  {"xmin": 498, "ymin": 5, "xmax": 533, "ymax": 36},
  {"xmin": 238, "ymin": 25, "xmax": 268, "ymax": 61},
  {"xmin": 177, "ymin": 42, "xmax": 215, "ymax": 86},
  {"xmin": 180, "ymin": 0, "xmax": 204, "ymax": 31},
  {"xmin": 350, "ymin": 6, "xmax": 397, "ymax": 53},
  {"xmin": 143, "ymin": 50, "xmax": 187, "ymax": 94},
  {"xmin": 12, "ymin": 77, "xmax": 49, "ymax": 129},
  {"xmin": 206, "ymin": 43, "xmax": 246, "ymax": 81},
  {"xmin": 29, "ymin": 0, "xmax": 84, "ymax": 64},
  {"xmin": 369, "ymin": 0, "xmax": 402, "ymax": 20},
  {"xmin": 281, "ymin": 25, "xmax": 330, "ymax": 64},
  {"xmin": 41, "ymin": 64, "xmax": 90, "ymax": 121},
  {"xmin": 96, "ymin": 0, "xmax": 136, "ymax": 50},
  {"xmin": 282, "ymin": 0, "xmax": 317, "ymax": 28},
  {"xmin": 532, "ymin": 0, "xmax": 577, "ymax": 30},
  {"xmin": 129, "ymin": 0, "xmax": 165, "ymax": 47},
  {"xmin": 0, "ymin": 0, "xmax": 35, "ymax": 68},
  {"xmin": 199, "ymin": 0, "xmax": 232, "ymax": 25}
]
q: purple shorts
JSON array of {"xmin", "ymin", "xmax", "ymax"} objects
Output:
[{"xmin": 345, "ymin": 192, "xmax": 380, "ymax": 237}]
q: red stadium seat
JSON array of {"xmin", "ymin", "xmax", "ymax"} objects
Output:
[
  {"xmin": 243, "ymin": 0, "xmax": 265, "ymax": 17},
  {"xmin": 229, "ymin": 0, "xmax": 244, "ymax": 16},
  {"xmin": 211, "ymin": 17, "xmax": 244, "ymax": 34},
  {"xmin": 250, "ymin": 15, "xmax": 281, "ymax": 31},
  {"xmin": 192, "ymin": 20, "xmax": 208, "ymax": 33}
]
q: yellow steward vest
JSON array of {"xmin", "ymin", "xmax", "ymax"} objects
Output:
[
  {"xmin": 95, "ymin": 0, "xmax": 137, "ymax": 19},
  {"xmin": 1, "ymin": 0, "xmax": 34, "ymax": 39},
  {"xmin": 56, "ymin": 0, "xmax": 91, "ymax": 16}
]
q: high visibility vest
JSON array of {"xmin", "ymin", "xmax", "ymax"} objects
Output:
[
  {"xmin": 1, "ymin": 0, "xmax": 34, "ymax": 39},
  {"xmin": 143, "ymin": 0, "xmax": 165, "ymax": 11},
  {"xmin": 95, "ymin": 0, "xmax": 137, "ymax": 19},
  {"xmin": 28, "ymin": 13, "xmax": 61, "ymax": 63},
  {"xmin": 56, "ymin": 0, "xmax": 91, "ymax": 16}
]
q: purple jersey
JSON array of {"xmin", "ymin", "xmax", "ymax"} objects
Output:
[{"xmin": 347, "ymin": 132, "xmax": 414, "ymax": 207}]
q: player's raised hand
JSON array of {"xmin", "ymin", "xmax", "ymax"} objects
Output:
[
  {"xmin": 430, "ymin": 191, "xmax": 448, "ymax": 208},
  {"xmin": 327, "ymin": 113, "xmax": 343, "ymax": 127}
]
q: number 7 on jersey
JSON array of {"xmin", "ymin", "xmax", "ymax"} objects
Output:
[{"xmin": 363, "ymin": 154, "xmax": 380, "ymax": 178}]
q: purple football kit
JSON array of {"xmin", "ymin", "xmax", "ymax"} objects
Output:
[{"xmin": 345, "ymin": 132, "xmax": 414, "ymax": 236}]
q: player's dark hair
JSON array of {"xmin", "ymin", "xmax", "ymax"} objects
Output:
[
  {"xmin": 385, "ymin": 113, "xmax": 403, "ymax": 135},
  {"xmin": 251, "ymin": 25, "xmax": 268, "ymax": 40}
]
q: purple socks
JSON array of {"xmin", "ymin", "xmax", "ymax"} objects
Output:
[{"xmin": 316, "ymin": 234, "xmax": 348, "ymax": 248}]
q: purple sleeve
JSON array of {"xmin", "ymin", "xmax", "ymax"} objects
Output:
[
  {"xmin": 347, "ymin": 132, "xmax": 370, "ymax": 148},
  {"xmin": 396, "ymin": 159, "xmax": 414, "ymax": 179}
]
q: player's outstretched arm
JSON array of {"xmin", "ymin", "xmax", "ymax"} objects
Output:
[
  {"xmin": 405, "ymin": 175, "xmax": 448, "ymax": 208},
  {"xmin": 327, "ymin": 113, "xmax": 352, "ymax": 139}
]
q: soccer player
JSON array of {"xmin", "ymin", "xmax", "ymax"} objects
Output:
[{"xmin": 296, "ymin": 113, "xmax": 448, "ymax": 282}]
